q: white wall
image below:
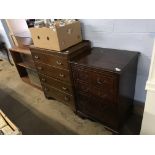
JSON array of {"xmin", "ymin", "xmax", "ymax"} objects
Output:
[
  {"xmin": 0, "ymin": 20, "xmax": 11, "ymax": 48},
  {"xmin": 80, "ymin": 19, "xmax": 155, "ymax": 103},
  {"xmin": 6, "ymin": 19, "xmax": 28, "ymax": 34},
  {"xmin": 141, "ymin": 40, "xmax": 155, "ymax": 134}
]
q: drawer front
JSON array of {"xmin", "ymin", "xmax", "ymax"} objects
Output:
[
  {"xmin": 72, "ymin": 65, "xmax": 115, "ymax": 88},
  {"xmin": 76, "ymin": 93, "xmax": 118, "ymax": 130},
  {"xmin": 35, "ymin": 62, "xmax": 71, "ymax": 83},
  {"xmin": 39, "ymin": 74, "xmax": 73, "ymax": 94},
  {"xmin": 72, "ymin": 66, "xmax": 91, "ymax": 83},
  {"xmin": 75, "ymin": 80, "xmax": 114, "ymax": 103},
  {"xmin": 31, "ymin": 50, "xmax": 69, "ymax": 69},
  {"xmin": 42, "ymin": 84, "xmax": 74, "ymax": 106},
  {"xmin": 91, "ymin": 71, "xmax": 114, "ymax": 89},
  {"xmin": 75, "ymin": 80, "xmax": 89, "ymax": 94}
]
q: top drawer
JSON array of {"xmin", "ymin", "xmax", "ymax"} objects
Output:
[
  {"xmin": 31, "ymin": 49, "xmax": 69, "ymax": 69},
  {"xmin": 72, "ymin": 65, "xmax": 115, "ymax": 89}
]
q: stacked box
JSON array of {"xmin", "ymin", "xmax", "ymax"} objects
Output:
[{"xmin": 30, "ymin": 21, "xmax": 82, "ymax": 51}]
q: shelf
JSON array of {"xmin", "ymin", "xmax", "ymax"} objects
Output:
[
  {"xmin": 21, "ymin": 76, "xmax": 42, "ymax": 91},
  {"xmin": 9, "ymin": 46, "xmax": 31, "ymax": 55},
  {"xmin": 17, "ymin": 62, "xmax": 36, "ymax": 71}
]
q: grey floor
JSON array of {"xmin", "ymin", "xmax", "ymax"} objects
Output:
[{"xmin": 0, "ymin": 60, "xmax": 142, "ymax": 135}]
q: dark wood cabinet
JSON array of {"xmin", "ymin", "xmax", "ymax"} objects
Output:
[
  {"xmin": 30, "ymin": 40, "xmax": 91, "ymax": 110},
  {"xmin": 70, "ymin": 47, "xmax": 139, "ymax": 133}
]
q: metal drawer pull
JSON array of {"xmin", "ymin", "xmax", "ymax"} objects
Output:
[
  {"xmin": 59, "ymin": 73, "xmax": 64, "ymax": 77},
  {"xmin": 64, "ymin": 96, "xmax": 70, "ymax": 101},
  {"xmin": 34, "ymin": 55, "xmax": 39, "ymax": 59},
  {"xmin": 37, "ymin": 66, "xmax": 42, "ymax": 70},
  {"xmin": 62, "ymin": 87, "xmax": 67, "ymax": 91},
  {"xmin": 41, "ymin": 78, "xmax": 46, "ymax": 82},
  {"xmin": 97, "ymin": 78, "xmax": 104, "ymax": 84},
  {"xmin": 44, "ymin": 87, "xmax": 49, "ymax": 92},
  {"xmin": 56, "ymin": 61, "xmax": 62, "ymax": 65}
]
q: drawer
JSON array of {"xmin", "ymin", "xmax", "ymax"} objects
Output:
[
  {"xmin": 75, "ymin": 80, "xmax": 114, "ymax": 103},
  {"xmin": 31, "ymin": 50, "xmax": 69, "ymax": 69},
  {"xmin": 72, "ymin": 65, "xmax": 115, "ymax": 89},
  {"xmin": 35, "ymin": 62, "xmax": 71, "ymax": 83},
  {"xmin": 91, "ymin": 71, "xmax": 115, "ymax": 88},
  {"xmin": 76, "ymin": 93, "xmax": 118, "ymax": 130},
  {"xmin": 90, "ymin": 86, "xmax": 114, "ymax": 103},
  {"xmin": 42, "ymin": 84, "xmax": 74, "ymax": 107},
  {"xmin": 72, "ymin": 66, "xmax": 91, "ymax": 83},
  {"xmin": 39, "ymin": 74, "xmax": 73, "ymax": 94},
  {"xmin": 75, "ymin": 80, "xmax": 89, "ymax": 94}
]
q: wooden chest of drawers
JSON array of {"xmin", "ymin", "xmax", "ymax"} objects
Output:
[
  {"xmin": 30, "ymin": 40, "xmax": 91, "ymax": 110},
  {"xmin": 70, "ymin": 47, "xmax": 139, "ymax": 132}
]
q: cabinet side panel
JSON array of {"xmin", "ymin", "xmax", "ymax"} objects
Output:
[{"xmin": 118, "ymin": 56, "xmax": 139, "ymax": 123}]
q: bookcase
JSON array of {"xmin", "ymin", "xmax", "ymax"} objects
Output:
[{"xmin": 9, "ymin": 46, "xmax": 42, "ymax": 90}]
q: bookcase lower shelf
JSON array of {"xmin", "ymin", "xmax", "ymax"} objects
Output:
[{"xmin": 9, "ymin": 47, "xmax": 42, "ymax": 91}]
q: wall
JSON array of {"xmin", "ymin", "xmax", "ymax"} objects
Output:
[
  {"xmin": 0, "ymin": 19, "xmax": 14, "ymax": 47},
  {"xmin": 80, "ymin": 19, "xmax": 155, "ymax": 103},
  {"xmin": 0, "ymin": 20, "xmax": 11, "ymax": 59},
  {"xmin": 0, "ymin": 20, "xmax": 11, "ymax": 48},
  {"xmin": 141, "ymin": 40, "xmax": 155, "ymax": 134},
  {"xmin": 6, "ymin": 19, "xmax": 28, "ymax": 35}
]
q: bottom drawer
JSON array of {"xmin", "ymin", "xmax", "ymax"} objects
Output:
[
  {"xmin": 42, "ymin": 84, "xmax": 75, "ymax": 108},
  {"xmin": 76, "ymin": 93, "xmax": 118, "ymax": 131}
]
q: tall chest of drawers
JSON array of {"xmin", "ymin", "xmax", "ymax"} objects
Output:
[
  {"xmin": 70, "ymin": 47, "xmax": 139, "ymax": 133},
  {"xmin": 30, "ymin": 41, "xmax": 91, "ymax": 110}
]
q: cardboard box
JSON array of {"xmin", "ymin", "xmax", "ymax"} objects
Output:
[{"xmin": 30, "ymin": 21, "xmax": 82, "ymax": 51}]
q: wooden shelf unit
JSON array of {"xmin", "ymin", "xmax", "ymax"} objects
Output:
[
  {"xmin": 10, "ymin": 46, "xmax": 31, "ymax": 55},
  {"xmin": 9, "ymin": 46, "xmax": 42, "ymax": 90},
  {"xmin": 21, "ymin": 76, "xmax": 42, "ymax": 90},
  {"xmin": 17, "ymin": 62, "xmax": 36, "ymax": 71}
]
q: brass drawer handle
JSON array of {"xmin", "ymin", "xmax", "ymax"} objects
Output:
[
  {"xmin": 59, "ymin": 73, "xmax": 64, "ymax": 77},
  {"xmin": 34, "ymin": 55, "xmax": 39, "ymax": 59},
  {"xmin": 56, "ymin": 61, "xmax": 62, "ymax": 65},
  {"xmin": 62, "ymin": 87, "xmax": 68, "ymax": 91},
  {"xmin": 44, "ymin": 87, "xmax": 49, "ymax": 92},
  {"xmin": 97, "ymin": 78, "xmax": 105, "ymax": 84},
  {"xmin": 64, "ymin": 96, "xmax": 70, "ymax": 101},
  {"xmin": 41, "ymin": 78, "xmax": 46, "ymax": 82},
  {"xmin": 37, "ymin": 66, "xmax": 42, "ymax": 70}
]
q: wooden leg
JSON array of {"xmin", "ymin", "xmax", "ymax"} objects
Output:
[
  {"xmin": 5, "ymin": 48, "xmax": 14, "ymax": 66},
  {"xmin": 0, "ymin": 59, "xmax": 2, "ymax": 71}
]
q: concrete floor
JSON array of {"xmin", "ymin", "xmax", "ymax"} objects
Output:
[{"xmin": 0, "ymin": 60, "xmax": 142, "ymax": 135}]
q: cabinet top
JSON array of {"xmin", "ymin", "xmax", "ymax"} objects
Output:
[{"xmin": 71, "ymin": 47, "xmax": 140, "ymax": 74}]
